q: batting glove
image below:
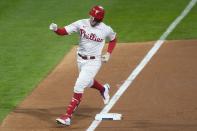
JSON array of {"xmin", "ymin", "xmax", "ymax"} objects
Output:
[
  {"xmin": 101, "ymin": 52, "xmax": 111, "ymax": 63},
  {"xmin": 49, "ymin": 23, "xmax": 58, "ymax": 31}
]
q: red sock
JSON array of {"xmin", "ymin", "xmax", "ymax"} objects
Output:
[
  {"xmin": 65, "ymin": 93, "xmax": 82, "ymax": 118},
  {"xmin": 90, "ymin": 80, "xmax": 104, "ymax": 93}
]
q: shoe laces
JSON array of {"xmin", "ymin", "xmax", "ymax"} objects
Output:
[{"xmin": 100, "ymin": 88, "xmax": 106, "ymax": 99}]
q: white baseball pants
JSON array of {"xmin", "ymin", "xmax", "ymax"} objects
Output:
[{"xmin": 74, "ymin": 55, "xmax": 101, "ymax": 93}]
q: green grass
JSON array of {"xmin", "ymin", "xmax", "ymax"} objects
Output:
[
  {"xmin": 104, "ymin": 0, "xmax": 193, "ymax": 42},
  {"xmin": 168, "ymin": 3, "xmax": 197, "ymax": 40},
  {"xmin": 0, "ymin": 0, "xmax": 196, "ymax": 122}
]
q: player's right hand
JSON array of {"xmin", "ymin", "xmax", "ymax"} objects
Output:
[
  {"xmin": 49, "ymin": 23, "xmax": 58, "ymax": 31},
  {"xmin": 101, "ymin": 52, "xmax": 110, "ymax": 63}
]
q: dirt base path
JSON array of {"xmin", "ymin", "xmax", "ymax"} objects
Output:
[
  {"xmin": 1, "ymin": 40, "xmax": 197, "ymax": 131},
  {"xmin": 98, "ymin": 40, "xmax": 197, "ymax": 131}
]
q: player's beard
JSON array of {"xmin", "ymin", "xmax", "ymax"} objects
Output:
[{"xmin": 89, "ymin": 16, "xmax": 101, "ymax": 27}]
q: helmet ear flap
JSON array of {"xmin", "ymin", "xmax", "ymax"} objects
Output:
[{"xmin": 92, "ymin": 16, "xmax": 102, "ymax": 22}]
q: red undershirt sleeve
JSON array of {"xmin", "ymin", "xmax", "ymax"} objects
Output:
[
  {"xmin": 55, "ymin": 28, "xmax": 68, "ymax": 35},
  {"xmin": 107, "ymin": 38, "xmax": 117, "ymax": 54}
]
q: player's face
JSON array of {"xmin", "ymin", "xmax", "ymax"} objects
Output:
[{"xmin": 89, "ymin": 16, "xmax": 100, "ymax": 27}]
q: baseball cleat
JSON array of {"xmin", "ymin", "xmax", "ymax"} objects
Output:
[
  {"xmin": 56, "ymin": 114, "xmax": 71, "ymax": 126},
  {"xmin": 102, "ymin": 84, "xmax": 110, "ymax": 104}
]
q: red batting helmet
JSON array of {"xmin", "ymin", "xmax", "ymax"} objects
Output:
[{"xmin": 89, "ymin": 5, "xmax": 105, "ymax": 21}]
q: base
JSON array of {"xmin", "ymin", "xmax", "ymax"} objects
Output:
[{"xmin": 95, "ymin": 113, "xmax": 122, "ymax": 120}]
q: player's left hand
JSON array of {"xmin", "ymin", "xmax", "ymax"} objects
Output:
[{"xmin": 101, "ymin": 52, "xmax": 110, "ymax": 63}]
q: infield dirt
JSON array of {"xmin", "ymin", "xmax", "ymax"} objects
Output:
[{"xmin": 1, "ymin": 40, "xmax": 197, "ymax": 131}]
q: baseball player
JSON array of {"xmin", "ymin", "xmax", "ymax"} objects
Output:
[{"xmin": 49, "ymin": 5, "xmax": 117, "ymax": 126}]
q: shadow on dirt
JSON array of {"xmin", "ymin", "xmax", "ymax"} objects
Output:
[{"xmin": 13, "ymin": 105, "xmax": 101, "ymax": 127}]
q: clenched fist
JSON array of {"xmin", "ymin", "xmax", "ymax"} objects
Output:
[{"xmin": 49, "ymin": 23, "xmax": 58, "ymax": 31}]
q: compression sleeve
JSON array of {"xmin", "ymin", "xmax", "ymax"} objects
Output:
[
  {"xmin": 55, "ymin": 28, "xmax": 68, "ymax": 35},
  {"xmin": 107, "ymin": 38, "xmax": 117, "ymax": 54}
]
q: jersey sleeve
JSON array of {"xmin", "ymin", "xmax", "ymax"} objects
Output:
[
  {"xmin": 107, "ymin": 26, "xmax": 116, "ymax": 41},
  {"xmin": 64, "ymin": 20, "xmax": 81, "ymax": 35}
]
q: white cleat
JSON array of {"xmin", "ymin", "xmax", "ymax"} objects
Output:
[
  {"xmin": 56, "ymin": 115, "xmax": 71, "ymax": 126},
  {"xmin": 102, "ymin": 84, "xmax": 110, "ymax": 104}
]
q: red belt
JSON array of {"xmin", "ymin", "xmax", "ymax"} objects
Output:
[{"xmin": 78, "ymin": 53, "xmax": 95, "ymax": 60}]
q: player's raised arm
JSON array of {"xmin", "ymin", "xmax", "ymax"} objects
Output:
[{"xmin": 49, "ymin": 23, "xmax": 68, "ymax": 35}]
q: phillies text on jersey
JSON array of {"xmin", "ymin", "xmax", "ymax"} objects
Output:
[
  {"xmin": 65, "ymin": 19, "xmax": 116, "ymax": 56},
  {"xmin": 80, "ymin": 29, "xmax": 103, "ymax": 42}
]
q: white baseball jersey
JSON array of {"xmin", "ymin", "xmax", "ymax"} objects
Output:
[{"xmin": 65, "ymin": 19, "xmax": 116, "ymax": 56}]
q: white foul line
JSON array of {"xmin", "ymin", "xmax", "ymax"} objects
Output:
[{"xmin": 86, "ymin": 0, "xmax": 197, "ymax": 130}]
